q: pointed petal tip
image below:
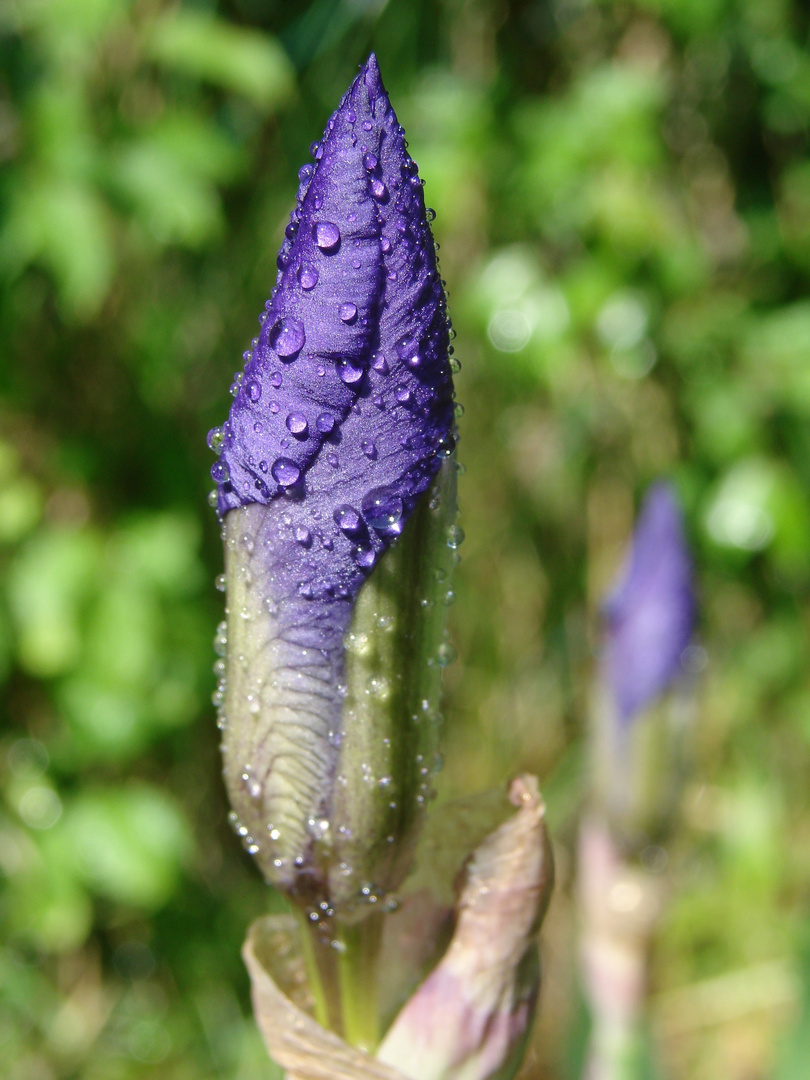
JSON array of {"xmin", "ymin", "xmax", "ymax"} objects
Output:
[{"xmin": 361, "ymin": 51, "xmax": 385, "ymax": 96}]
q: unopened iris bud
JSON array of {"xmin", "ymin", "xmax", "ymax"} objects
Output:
[
  {"xmin": 209, "ymin": 55, "xmax": 456, "ymax": 918},
  {"xmin": 593, "ymin": 482, "xmax": 698, "ymax": 845}
]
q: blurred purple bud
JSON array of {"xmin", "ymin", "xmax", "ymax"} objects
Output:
[{"xmin": 601, "ymin": 482, "xmax": 696, "ymax": 725}]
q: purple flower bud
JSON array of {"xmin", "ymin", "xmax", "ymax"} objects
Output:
[
  {"xmin": 601, "ymin": 482, "xmax": 696, "ymax": 725},
  {"xmin": 210, "ymin": 56, "xmax": 455, "ymax": 907},
  {"xmin": 212, "ymin": 52, "xmax": 453, "ymax": 562}
]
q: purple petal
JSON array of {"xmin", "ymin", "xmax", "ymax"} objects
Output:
[
  {"xmin": 212, "ymin": 53, "xmax": 454, "ymax": 599},
  {"xmin": 602, "ymin": 482, "xmax": 696, "ymax": 724}
]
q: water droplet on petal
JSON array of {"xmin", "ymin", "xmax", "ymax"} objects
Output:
[
  {"xmin": 395, "ymin": 385, "xmax": 412, "ymax": 404},
  {"xmin": 286, "ymin": 413, "xmax": 308, "ymax": 437},
  {"xmin": 270, "ymin": 371, "xmax": 283, "ymax": 388},
  {"xmin": 380, "ymin": 237, "xmax": 391, "ymax": 253},
  {"xmin": 362, "ymin": 487, "xmax": 404, "ymax": 536},
  {"xmin": 395, "ymin": 334, "xmax": 420, "ymax": 365},
  {"xmin": 246, "ymin": 379, "xmax": 261, "ymax": 402},
  {"xmin": 271, "ymin": 458, "xmax": 301, "ymax": 488},
  {"xmin": 314, "ymin": 221, "xmax": 341, "ymax": 251},
  {"xmin": 370, "ymin": 177, "xmax": 387, "ymax": 200},
  {"xmin": 363, "ymin": 151, "xmax": 378, "ymax": 171},
  {"xmin": 355, "ymin": 545, "xmax": 376, "ymax": 568},
  {"xmin": 339, "ymin": 359, "xmax": 364, "ymax": 385},
  {"xmin": 334, "ymin": 505, "xmax": 364, "ymax": 538},
  {"xmin": 295, "ymin": 526, "xmax": 312, "ymax": 547},
  {"xmin": 298, "ymin": 265, "xmax": 319, "ymax": 290},
  {"xmin": 273, "ymin": 318, "xmax": 306, "ymax": 358},
  {"xmin": 207, "ymin": 427, "xmax": 224, "ymax": 453},
  {"xmin": 360, "ymin": 440, "xmax": 377, "ymax": 459},
  {"xmin": 316, "ymin": 413, "xmax": 336, "ymax": 434},
  {"xmin": 211, "ymin": 461, "xmax": 230, "ymax": 483},
  {"xmin": 339, "ymin": 302, "xmax": 358, "ymax": 323}
]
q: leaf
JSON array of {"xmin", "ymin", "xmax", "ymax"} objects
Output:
[{"xmin": 144, "ymin": 12, "xmax": 294, "ymax": 111}]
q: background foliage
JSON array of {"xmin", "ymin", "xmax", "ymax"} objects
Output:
[{"xmin": 2, "ymin": 1, "xmax": 810, "ymax": 1077}]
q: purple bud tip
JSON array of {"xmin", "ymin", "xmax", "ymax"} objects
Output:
[
  {"xmin": 602, "ymin": 482, "xmax": 697, "ymax": 724},
  {"xmin": 210, "ymin": 53, "xmax": 454, "ymax": 604}
]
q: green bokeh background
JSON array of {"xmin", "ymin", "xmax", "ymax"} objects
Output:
[{"xmin": 2, "ymin": 1, "xmax": 810, "ymax": 1077}]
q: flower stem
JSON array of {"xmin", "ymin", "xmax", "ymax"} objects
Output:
[
  {"xmin": 292, "ymin": 907, "xmax": 333, "ymax": 1032},
  {"xmin": 335, "ymin": 913, "xmax": 383, "ymax": 1051}
]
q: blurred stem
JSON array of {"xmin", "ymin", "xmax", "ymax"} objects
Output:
[
  {"xmin": 292, "ymin": 907, "xmax": 333, "ymax": 1032},
  {"xmin": 584, "ymin": 1019, "xmax": 643, "ymax": 1080},
  {"xmin": 335, "ymin": 912, "xmax": 383, "ymax": 1051}
]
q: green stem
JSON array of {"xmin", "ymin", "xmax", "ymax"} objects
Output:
[
  {"xmin": 335, "ymin": 913, "xmax": 383, "ymax": 1051},
  {"xmin": 292, "ymin": 907, "xmax": 332, "ymax": 1031}
]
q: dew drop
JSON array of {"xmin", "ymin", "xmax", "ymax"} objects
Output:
[
  {"xmin": 362, "ymin": 120, "xmax": 372, "ymax": 131},
  {"xmin": 339, "ymin": 359, "xmax": 364, "ymax": 385},
  {"xmin": 316, "ymin": 413, "xmax": 336, "ymax": 434},
  {"xmin": 271, "ymin": 458, "xmax": 301, "ymax": 488},
  {"xmin": 437, "ymin": 641, "xmax": 457, "ymax": 666},
  {"xmin": 270, "ymin": 371, "xmax": 283, "ymax": 388},
  {"xmin": 394, "ymin": 385, "xmax": 412, "ymax": 404},
  {"xmin": 355, "ymin": 545, "xmax": 376, "ymax": 568},
  {"xmin": 286, "ymin": 412, "xmax": 309, "ymax": 437},
  {"xmin": 273, "ymin": 317, "xmax": 306, "ymax": 358},
  {"xmin": 447, "ymin": 525, "xmax": 465, "ymax": 549},
  {"xmin": 395, "ymin": 334, "xmax": 420, "ymax": 365},
  {"xmin": 370, "ymin": 177, "xmax": 387, "ymax": 200},
  {"xmin": 362, "ymin": 487, "xmax": 404, "ymax": 536},
  {"xmin": 215, "ymin": 574, "xmax": 226, "ymax": 592},
  {"xmin": 295, "ymin": 526, "xmax": 312, "ymax": 547},
  {"xmin": 360, "ymin": 440, "xmax": 377, "ymax": 459},
  {"xmin": 246, "ymin": 379, "xmax": 261, "ymax": 402},
  {"xmin": 334, "ymin": 505, "xmax": 364, "ymax": 538},
  {"xmin": 211, "ymin": 461, "xmax": 229, "ymax": 483},
  {"xmin": 363, "ymin": 151, "xmax": 378, "ymax": 171},
  {"xmin": 298, "ymin": 265, "xmax": 319, "ymax": 290},
  {"xmin": 380, "ymin": 236, "xmax": 391, "ymax": 253},
  {"xmin": 314, "ymin": 221, "xmax": 341, "ymax": 251},
  {"xmin": 207, "ymin": 427, "xmax": 224, "ymax": 454},
  {"xmin": 339, "ymin": 302, "xmax": 358, "ymax": 323}
]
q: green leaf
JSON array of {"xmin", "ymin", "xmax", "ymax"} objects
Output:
[
  {"xmin": 144, "ymin": 11, "xmax": 294, "ymax": 111},
  {"xmin": 61, "ymin": 785, "xmax": 192, "ymax": 909}
]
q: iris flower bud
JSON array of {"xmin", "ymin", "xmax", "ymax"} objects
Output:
[
  {"xmin": 594, "ymin": 481, "xmax": 698, "ymax": 845},
  {"xmin": 602, "ymin": 482, "xmax": 696, "ymax": 727},
  {"xmin": 208, "ymin": 55, "xmax": 456, "ymax": 919}
]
